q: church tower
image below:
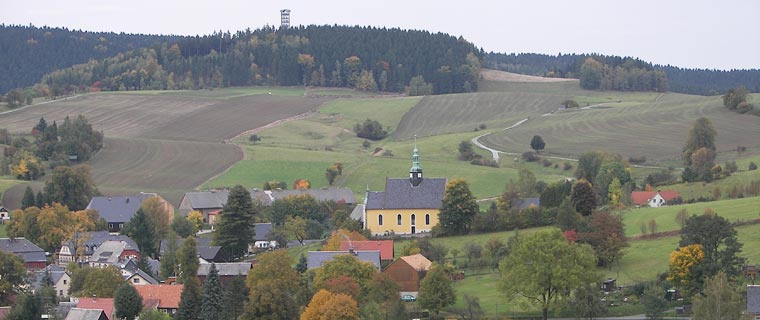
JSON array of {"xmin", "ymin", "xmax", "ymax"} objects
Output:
[{"xmin": 410, "ymin": 144, "xmax": 423, "ymax": 186}]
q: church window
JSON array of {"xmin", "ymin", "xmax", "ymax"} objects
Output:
[
  {"xmin": 378, "ymin": 214, "xmax": 383, "ymax": 226},
  {"xmin": 425, "ymin": 214, "xmax": 430, "ymax": 225},
  {"xmin": 397, "ymin": 214, "xmax": 402, "ymax": 225},
  {"xmin": 411, "ymin": 214, "xmax": 416, "ymax": 226}
]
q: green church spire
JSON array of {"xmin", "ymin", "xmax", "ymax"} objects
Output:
[{"xmin": 410, "ymin": 138, "xmax": 423, "ymax": 186}]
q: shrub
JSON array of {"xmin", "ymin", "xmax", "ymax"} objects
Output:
[
  {"xmin": 478, "ymin": 123, "xmax": 487, "ymax": 130},
  {"xmin": 470, "ymin": 158, "xmax": 499, "ymax": 168},
  {"xmin": 362, "ymin": 140, "xmax": 371, "ymax": 149},
  {"xmin": 563, "ymin": 162, "xmax": 573, "ymax": 171},
  {"xmin": 750, "ymin": 162, "xmax": 758, "ymax": 171},
  {"xmin": 354, "ymin": 119, "xmax": 387, "ymax": 140},
  {"xmin": 381, "ymin": 150, "xmax": 394, "ymax": 157},
  {"xmin": 562, "ymin": 99, "xmax": 579, "ymax": 108},
  {"xmin": 521, "ymin": 151, "xmax": 539, "ymax": 162},
  {"xmin": 725, "ymin": 161, "xmax": 738, "ymax": 174},
  {"xmin": 628, "ymin": 155, "xmax": 647, "ymax": 164},
  {"xmin": 542, "ymin": 159, "xmax": 552, "ymax": 167}
]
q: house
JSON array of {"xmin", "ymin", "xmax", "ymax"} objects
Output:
[
  {"xmin": 364, "ymin": 146, "xmax": 446, "ymax": 235},
  {"xmin": 197, "ymin": 262, "xmax": 252, "ymax": 285},
  {"xmin": 306, "ymin": 250, "xmax": 381, "ymax": 270},
  {"xmin": 0, "ymin": 307, "xmax": 11, "ymax": 320},
  {"xmin": 338, "ymin": 240, "xmax": 394, "ymax": 261},
  {"xmin": 134, "ymin": 285, "xmax": 183, "ymax": 315},
  {"xmin": 159, "ymin": 238, "xmax": 224, "ymax": 262},
  {"xmin": 0, "ymin": 206, "xmax": 9, "ymax": 223},
  {"xmin": 250, "ymin": 187, "xmax": 357, "ymax": 207},
  {"xmin": 65, "ymin": 308, "xmax": 108, "ymax": 320},
  {"xmin": 30, "ymin": 265, "xmax": 71, "ymax": 297},
  {"xmin": 58, "ymin": 231, "xmax": 140, "ymax": 265},
  {"xmin": 86, "ymin": 193, "xmax": 173, "ymax": 233},
  {"xmin": 89, "ymin": 240, "xmax": 139, "ymax": 268},
  {"xmin": 511, "ymin": 198, "xmax": 540, "ymax": 210},
  {"xmin": 76, "ymin": 297, "xmax": 114, "ymax": 320},
  {"xmin": 383, "ymin": 253, "xmax": 432, "ymax": 295},
  {"xmin": 126, "ymin": 269, "xmax": 159, "ymax": 286},
  {"xmin": 178, "ymin": 190, "xmax": 229, "ymax": 222},
  {"xmin": 749, "ymin": 285, "xmax": 760, "ymax": 317},
  {"xmin": 0, "ymin": 237, "xmax": 46, "ymax": 269},
  {"xmin": 631, "ymin": 190, "xmax": 681, "ymax": 208},
  {"xmin": 249, "ymin": 223, "xmax": 276, "ymax": 252}
]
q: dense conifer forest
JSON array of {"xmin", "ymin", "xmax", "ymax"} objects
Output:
[{"xmin": 0, "ymin": 25, "xmax": 178, "ymax": 94}]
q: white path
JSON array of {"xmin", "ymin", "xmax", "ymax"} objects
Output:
[{"xmin": 471, "ymin": 118, "xmax": 528, "ymax": 162}]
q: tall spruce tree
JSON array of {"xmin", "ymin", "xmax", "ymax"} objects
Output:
[
  {"xmin": 35, "ymin": 190, "xmax": 45, "ymax": 208},
  {"xmin": 214, "ymin": 185, "xmax": 256, "ymax": 260},
  {"xmin": 200, "ymin": 263, "xmax": 223, "ymax": 320},
  {"xmin": 177, "ymin": 237, "xmax": 199, "ymax": 285},
  {"xmin": 221, "ymin": 277, "xmax": 247, "ymax": 320},
  {"xmin": 123, "ymin": 208, "xmax": 157, "ymax": 257},
  {"xmin": 176, "ymin": 279, "xmax": 201, "ymax": 320},
  {"xmin": 21, "ymin": 186, "xmax": 35, "ymax": 209},
  {"xmin": 159, "ymin": 232, "xmax": 179, "ymax": 280},
  {"xmin": 114, "ymin": 282, "xmax": 143, "ymax": 320}
]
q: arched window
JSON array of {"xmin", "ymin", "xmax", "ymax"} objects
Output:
[
  {"xmin": 378, "ymin": 214, "xmax": 383, "ymax": 226},
  {"xmin": 411, "ymin": 214, "xmax": 416, "ymax": 226},
  {"xmin": 425, "ymin": 214, "xmax": 430, "ymax": 225},
  {"xmin": 397, "ymin": 214, "xmax": 402, "ymax": 226}
]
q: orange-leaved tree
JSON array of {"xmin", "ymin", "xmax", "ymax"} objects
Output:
[
  {"xmin": 668, "ymin": 244, "xmax": 704, "ymax": 294},
  {"xmin": 300, "ymin": 289, "xmax": 359, "ymax": 320},
  {"xmin": 322, "ymin": 229, "xmax": 368, "ymax": 251}
]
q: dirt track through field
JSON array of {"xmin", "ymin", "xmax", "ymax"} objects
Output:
[{"xmin": 0, "ymin": 92, "xmax": 332, "ymax": 208}]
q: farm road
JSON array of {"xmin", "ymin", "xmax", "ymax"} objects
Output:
[{"xmin": 471, "ymin": 118, "xmax": 528, "ymax": 162}]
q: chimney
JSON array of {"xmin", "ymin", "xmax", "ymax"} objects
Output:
[
  {"xmin": 92, "ymin": 294, "xmax": 97, "ymax": 302},
  {"xmin": 349, "ymin": 246, "xmax": 356, "ymax": 255}
]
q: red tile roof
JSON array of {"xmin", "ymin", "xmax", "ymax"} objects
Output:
[
  {"xmin": 77, "ymin": 297, "xmax": 114, "ymax": 320},
  {"xmin": 631, "ymin": 191, "xmax": 681, "ymax": 206},
  {"xmin": 134, "ymin": 284, "xmax": 184, "ymax": 309},
  {"xmin": 339, "ymin": 240, "xmax": 394, "ymax": 260}
]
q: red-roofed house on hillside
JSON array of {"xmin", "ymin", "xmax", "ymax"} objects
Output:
[
  {"xmin": 76, "ymin": 297, "xmax": 114, "ymax": 320},
  {"xmin": 631, "ymin": 190, "xmax": 681, "ymax": 208},
  {"xmin": 134, "ymin": 285, "xmax": 183, "ymax": 315},
  {"xmin": 339, "ymin": 240, "xmax": 394, "ymax": 261}
]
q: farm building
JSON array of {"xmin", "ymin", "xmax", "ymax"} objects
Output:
[
  {"xmin": 86, "ymin": 193, "xmax": 174, "ymax": 232},
  {"xmin": 631, "ymin": 190, "xmax": 681, "ymax": 208},
  {"xmin": 306, "ymin": 250, "xmax": 381, "ymax": 270},
  {"xmin": 364, "ymin": 146, "xmax": 446, "ymax": 235},
  {"xmin": 383, "ymin": 253, "xmax": 432, "ymax": 295},
  {"xmin": 64, "ymin": 308, "xmax": 108, "ymax": 320},
  {"xmin": 0, "ymin": 237, "xmax": 47, "ymax": 269},
  {"xmin": 749, "ymin": 285, "xmax": 760, "ymax": 316},
  {"xmin": 58, "ymin": 231, "xmax": 140, "ymax": 265},
  {"xmin": 197, "ymin": 262, "xmax": 252, "ymax": 285},
  {"xmin": 134, "ymin": 285, "xmax": 184, "ymax": 315}
]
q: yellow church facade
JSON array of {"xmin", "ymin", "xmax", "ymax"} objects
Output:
[{"xmin": 363, "ymin": 146, "xmax": 446, "ymax": 236}]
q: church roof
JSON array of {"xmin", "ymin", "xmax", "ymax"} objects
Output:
[{"xmin": 366, "ymin": 178, "xmax": 446, "ymax": 210}]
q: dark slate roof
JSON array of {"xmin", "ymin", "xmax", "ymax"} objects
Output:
[
  {"xmin": 197, "ymin": 246, "xmax": 222, "ymax": 261},
  {"xmin": 185, "ymin": 190, "xmax": 229, "ymax": 209},
  {"xmin": 86, "ymin": 194, "xmax": 151, "ymax": 223},
  {"xmin": 349, "ymin": 204, "xmax": 364, "ymax": 221},
  {"xmin": 159, "ymin": 238, "xmax": 214, "ymax": 257},
  {"xmin": 65, "ymin": 308, "xmax": 108, "ymax": 320},
  {"xmin": 63, "ymin": 231, "xmax": 140, "ymax": 255},
  {"xmin": 365, "ymin": 178, "xmax": 446, "ymax": 210},
  {"xmin": 511, "ymin": 198, "xmax": 540, "ymax": 210},
  {"xmin": 0, "ymin": 237, "xmax": 46, "ymax": 263},
  {"xmin": 198, "ymin": 262, "xmax": 252, "ymax": 276},
  {"xmin": 254, "ymin": 223, "xmax": 273, "ymax": 241},
  {"xmin": 250, "ymin": 188, "xmax": 356, "ymax": 206},
  {"xmin": 30, "ymin": 268, "xmax": 68, "ymax": 291},
  {"xmin": 749, "ymin": 285, "xmax": 760, "ymax": 314},
  {"xmin": 306, "ymin": 251, "xmax": 381, "ymax": 270},
  {"xmin": 127, "ymin": 269, "xmax": 159, "ymax": 285}
]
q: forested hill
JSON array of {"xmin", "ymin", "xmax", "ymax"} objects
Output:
[
  {"xmin": 32, "ymin": 25, "xmax": 481, "ymax": 96},
  {"xmin": 0, "ymin": 25, "xmax": 179, "ymax": 94},
  {"xmin": 485, "ymin": 52, "xmax": 760, "ymax": 95}
]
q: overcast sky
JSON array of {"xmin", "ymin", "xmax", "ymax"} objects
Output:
[{"xmin": 2, "ymin": 0, "xmax": 759, "ymax": 70}]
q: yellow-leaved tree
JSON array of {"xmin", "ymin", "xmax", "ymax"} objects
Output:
[
  {"xmin": 187, "ymin": 210, "xmax": 204, "ymax": 232},
  {"xmin": 300, "ymin": 289, "xmax": 359, "ymax": 320},
  {"xmin": 321, "ymin": 229, "xmax": 367, "ymax": 251},
  {"xmin": 667, "ymin": 244, "xmax": 704, "ymax": 293}
]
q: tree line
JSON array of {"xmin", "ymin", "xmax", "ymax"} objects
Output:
[
  {"xmin": 0, "ymin": 24, "xmax": 178, "ymax": 94},
  {"xmin": 22, "ymin": 25, "xmax": 481, "ymax": 98},
  {"xmin": 485, "ymin": 52, "xmax": 760, "ymax": 95}
]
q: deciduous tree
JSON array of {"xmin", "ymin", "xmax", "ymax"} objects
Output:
[
  {"xmin": 692, "ymin": 272, "xmax": 743, "ymax": 320},
  {"xmin": 499, "ymin": 229, "xmax": 599, "ymax": 320},
  {"xmin": 418, "ymin": 264, "xmax": 456, "ymax": 316},
  {"xmin": 313, "ymin": 254, "xmax": 377, "ymax": 297},
  {"xmin": 679, "ymin": 213, "xmax": 744, "ymax": 289},
  {"xmin": 530, "ymin": 135, "xmax": 545, "ymax": 152},
  {"xmin": 177, "ymin": 237, "xmax": 199, "ymax": 285},
  {"xmin": 571, "ymin": 179, "xmax": 599, "ymax": 216},
  {"xmin": 300, "ymin": 289, "xmax": 360, "ymax": 320},
  {"xmin": 667, "ymin": 244, "xmax": 705, "ymax": 294},
  {"xmin": 577, "ymin": 211, "xmax": 628, "ymax": 269},
  {"xmin": 438, "ymin": 178, "xmax": 479, "ymax": 235},
  {"xmin": 44, "ymin": 164, "xmax": 98, "ymax": 211},
  {"xmin": 0, "ymin": 251, "xmax": 26, "ymax": 304},
  {"xmin": 243, "ymin": 251, "xmax": 300, "ymax": 320},
  {"xmin": 682, "ymin": 117, "xmax": 716, "ymax": 166},
  {"xmin": 114, "ymin": 282, "xmax": 143, "ymax": 320},
  {"xmin": 81, "ymin": 266, "xmax": 123, "ymax": 298}
]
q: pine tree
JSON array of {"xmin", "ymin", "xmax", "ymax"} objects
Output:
[
  {"xmin": 296, "ymin": 253, "xmax": 308, "ymax": 273},
  {"xmin": 200, "ymin": 263, "xmax": 223, "ymax": 320},
  {"xmin": 159, "ymin": 233, "xmax": 178, "ymax": 280},
  {"xmin": 21, "ymin": 186, "xmax": 35, "ymax": 209},
  {"xmin": 114, "ymin": 282, "xmax": 143, "ymax": 320},
  {"xmin": 123, "ymin": 208, "xmax": 157, "ymax": 257},
  {"xmin": 177, "ymin": 236, "xmax": 199, "ymax": 285},
  {"xmin": 35, "ymin": 190, "xmax": 45, "ymax": 208},
  {"xmin": 214, "ymin": 185, "xmax": 256, "ymax": 260},
  {"xmin": 176, "ymin": 279, "xmax": 201, "ymax": 320},
  {"xmin": 221, "ymin": 277, "xmax": 247, "ymax": 320}
]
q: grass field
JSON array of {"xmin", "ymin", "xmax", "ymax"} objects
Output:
[
  {"xmin": 622, "ymin": 196, "xmax": 760, "ymax": 237},
  {"xmin": 0, "ymin": 223, "xmax": 6, "ymax": 237}
]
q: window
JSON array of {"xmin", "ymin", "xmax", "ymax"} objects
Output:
[
  {"xmin": 378, "ymin": 214, "xmax": 383, "ymax": 226},
  {"xmin": 425, "ymin": 214, "xmax": 430, "ymax": 225},
  {"xmin": 133, "ymin": 278, "xmax": 140, "ymax": 284},
  {"xmin": 63, "ymin": 279, "xmax": 67, "ymax": 284},
  {"xmin": 411, "ymin": 214, "xmax": 416, "ymax": 226},
  {"xmin": 397, "ymin": 214, "xmax": 402, "ymax": 226},
  {"xmin": 59, "ymin": 290, "xmax": 63, "ymax": 296}
]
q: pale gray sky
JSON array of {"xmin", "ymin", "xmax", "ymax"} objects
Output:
[{"xmin": 2, "ymin": 0, "xmax": 758, "ymax": 70}]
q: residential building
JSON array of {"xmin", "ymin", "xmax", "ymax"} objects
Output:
[
  {"xmin": 197, "ymin": 262, "xmax": 251, "ymax": 285},
  {"xmin": 65, "ymin": 308, "xmax": 108, "ymax": 320},
  {"xmin": 86, "ymin": 193, "xmax": 173, "ymax": 233},
  {"xmin": 631, "ymin": 190, "xmax": 681, "ymax": 208},
  {"xmin": 177, "ymin": 190, "xmax": 229, "ymax": 222},
  {"xmin": 134, "ymin": 285, "xmax": 183, "ymax": 315},
  {"xmin": 338, "ymin": 240, "xmax": 394, "ymax": 261},
  {"xmin": 89, "ymin": 240, "xmax": 139, "ymax": 268},
  {"xmin": 306, "ymin": 250, "xmax": 381, "ymax": 270},
  {"xmin": 76, "ymin": 297, "xmax": 114, "ymax": 320},
  {"xmin": 383, "ymin": 253, "xmax": 432, "ymax": 295},
  {"xmin": 749, "ymin": 285, "xmax": 760, "ymax": 317},
  {"xmin": 126, "ymin": 269, "xmax": 159, "ymax": 286},
  {"xmin": 364, "ymin": 146, "xmax": 446, "ymax": 235},
  {"xmin": 30, "ymin": 265, "xmax": 71, "ymax": 297},
  {"xmin": 249, "ymin": 223, "xmax": 276, "ymax": 252},
  {"xmin": 0, "ymin": 206, "xmax": 9, "ymax": 223},
  {"xmin": 58, "ymin": 231, "xmax": 140, "ymax": 265},
  {"xmin": 0, "ymin": 237, "xmax": 46, "ymax": 269},
  {"xmin": 159, "ymin": 238, "xmax": 224, "ymax": 262}
]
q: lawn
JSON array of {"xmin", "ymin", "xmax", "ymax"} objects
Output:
[
  {"xmin": 621, "ymin": 196, "xmax": 760, "ymax": 237},
  {"xmin": 0, "ymin": 223, "xmax": 6, "ymax": 237}
]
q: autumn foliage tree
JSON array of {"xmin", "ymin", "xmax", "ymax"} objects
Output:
[
  {"xmin": 438, "ymin": 178, "xmax": 479, "ymax": 235},
  {"xmin": 313, "ymin": 255, "xmax": 377, "ymax": 298},
  {"xmin": 322, "ymin": 229, "xmax": 368, "ymax": 251},
  {"xmin": 243, "ymin": 250, "xmax": 301, "ymax": 320},
  {"xmin": 300, "ymin": 290, "xmax": 360, "ymax": 320},
  {"xmin": 8, "ymin": 204, "xmax": 99, "ymax": 252},
  {"xmin": 571, "ymin": 179, "xmax": 599, "ymax": 216},
  {"xmin": 293, "ymin": 178, "xmax": 311, "ymax": 190},
  {"xmin": 667, "ymin": 244, "xmax": 705, "ymax": 295},
  {"xmin": 576, "ymin": 211, "xmax": 628, "ymax": 269}
]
